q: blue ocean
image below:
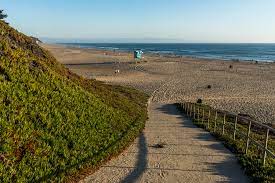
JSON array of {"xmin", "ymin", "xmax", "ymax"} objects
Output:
[{"xmin": 61, "ymin": 43, "xmax": 275, "ymax": 62}]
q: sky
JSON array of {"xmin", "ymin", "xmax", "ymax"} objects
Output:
[{"xmin": 1, "ymin": 0, "xmax": 275, "ymax": 43}]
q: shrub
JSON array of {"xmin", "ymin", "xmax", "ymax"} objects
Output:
[
  {"xmin": 197, "ymin": 98, "xmax": 203, "ymax": 104},
  {"xmin": 0, "ymin": 10, "xmax": 7, "ymax": 20}
]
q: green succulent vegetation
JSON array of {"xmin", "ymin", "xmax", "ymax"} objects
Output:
[
  {"xmin": 177, "ymin": 103, "xmax": 275, "ymax": 182},
  {"xmin": 0, "ymin": 20, "xmax": 148, "ymax": 182}
]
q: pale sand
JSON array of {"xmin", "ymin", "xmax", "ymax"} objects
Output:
[
  {"xmin": 43, "ymin": 44, "xmax": 275, "ymax": 125},
  {"xmin": 42, "ymin": 44, "xmax": 254, "ymax": 182}
]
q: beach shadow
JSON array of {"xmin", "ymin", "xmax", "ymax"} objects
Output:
[
  {"xmin": 65, "ymin": 62, "xmax": 115, "ymax": 66},
  {"xmin": 120, "ymin": 132, "xmax": 148, "ymax": 183},
  {"xmin": 156, "ymin": 103, "xmax": 182, "ymax": 116},
  {"xmin": 203, "ymin": 159, "xmax": 248, "ymax": 183},
  {"xmin": 155, "ymin": 103, "xmax": 248, "ymax": 182},
  {"xmin": 156, "ymin": 103, "xmax": 197, "ymax": 128},
  {"xmin": 65, "ymin": 61, "xmax": 134, "ymax": 67}
]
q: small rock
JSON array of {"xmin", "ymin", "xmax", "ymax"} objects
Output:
[
  {"xmin": 197, "ymin": 98, "xmax": 203, "ymax": 104},
  {"xmin": 152, "ymin": 142, "xmax": 166, "ymax": 148}
]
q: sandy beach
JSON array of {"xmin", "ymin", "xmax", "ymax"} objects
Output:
[{"xmin": 43, "ymin": 44, "xmax": 275, "ymax": 125}]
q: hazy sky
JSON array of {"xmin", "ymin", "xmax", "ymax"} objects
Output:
[{"xmin": 2, "ymin": 0, "xmax": 275, "ymax": 43}]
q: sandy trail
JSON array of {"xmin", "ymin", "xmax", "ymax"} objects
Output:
[{"xmin": 81, "ymin": 102, "xmax": 248, "ymax": 183}]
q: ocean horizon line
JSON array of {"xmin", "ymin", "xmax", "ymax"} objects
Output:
[
  {"xmin": 58, "ymin": 43, "xmax": 275, "ymax": 62},
  {"xmin": 56, "ymin": 42, "xmax": 275, "ymax": 45}
]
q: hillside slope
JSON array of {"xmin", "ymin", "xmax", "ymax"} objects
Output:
[{"xmin": 0, "ymin": 21, "xmax": 148, "ymax": 182}]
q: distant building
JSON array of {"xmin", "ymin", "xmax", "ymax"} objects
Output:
[{"xmin": 134, "ymin": 50, "xmax": 143, "ymax": 59}]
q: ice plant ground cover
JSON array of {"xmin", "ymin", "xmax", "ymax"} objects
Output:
[{"xmin": 0, "ymin": 20, "xmax": 148, "ymax": 182}]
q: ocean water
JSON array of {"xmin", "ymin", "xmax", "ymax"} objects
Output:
[{"xmin": 61, "ymin": 43, "xmax": 275, "ymax": 62}]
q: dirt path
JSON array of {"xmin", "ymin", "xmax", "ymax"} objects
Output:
[{"xmin": 81, "ymin": 102, "xmax": 248, "ymax": 183}]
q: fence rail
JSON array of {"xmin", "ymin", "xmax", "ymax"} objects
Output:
[{"xmin": 180, "ymin": 102, "xmax": 275, "ymax": 166}]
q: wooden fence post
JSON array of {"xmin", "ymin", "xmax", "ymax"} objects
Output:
[
  {"xmin": 193, "ymin": 104, "xmax": 196, "ymax": 119},
  {"xmin": 197, "ymin": 107, "xmax": 200, "ymax": 121},
  {"xmin": 245, "ymin": 121, "xmax": 252, "ymax": 154},
  {"xmin": 190, "ymin": 103, "xmax": 192, "ymax": 116},
  {"xmin": 189, "ymin": 103, "xmax": 192, "ymax": 117},
  {"xmin": 184, "ymin": 102, "xmax": 187, "ymax": 113},
  {"xmin": 233, "ymin": 116, "xmax": 238, "ymax": 140},
  {"xmin": 263, "ymin": 128, "xmax": 269, "ymax": 166},
  {"xmin": 189, "ymin": 103, "xmax": 191, "ymax": 114},
  {"xmin": 214, "ymin": 111, "xmax": 218, "ymax": 132},
  {"xmin": 208, "ymin": 109, "xmax": 211, "ymax": 129},
  {"xmin": 185, "ymin": 103, "xmax": 187, "ymax": 113},
  {"xmin": 202, "ymin": 108, "xmax": 205, "ymax": 126},
  {"xmin": 222, "ymin": 113, "xmax": 226, "ymax": 135},
  {"xmin": 191, "ymin": 103, "xmax": 193, "ymax": 117}
]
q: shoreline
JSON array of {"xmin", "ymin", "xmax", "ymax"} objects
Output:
[
  {"xmin": 42, "ymin": 43, "xmax": 275, "ymax": 126},
  {"xmin": 57, "ymin": 43, "xmax": 275, "ymax": 64}
]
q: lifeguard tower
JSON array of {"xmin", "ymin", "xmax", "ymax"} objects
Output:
[{"xmin": 134, "ymin": 50, "xmax": 143, "ymax": 60}]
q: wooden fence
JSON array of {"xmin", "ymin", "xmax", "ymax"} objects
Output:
[{"xmin": 180, "ymin": 102, "xmax": 275, "ymax": 166}]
